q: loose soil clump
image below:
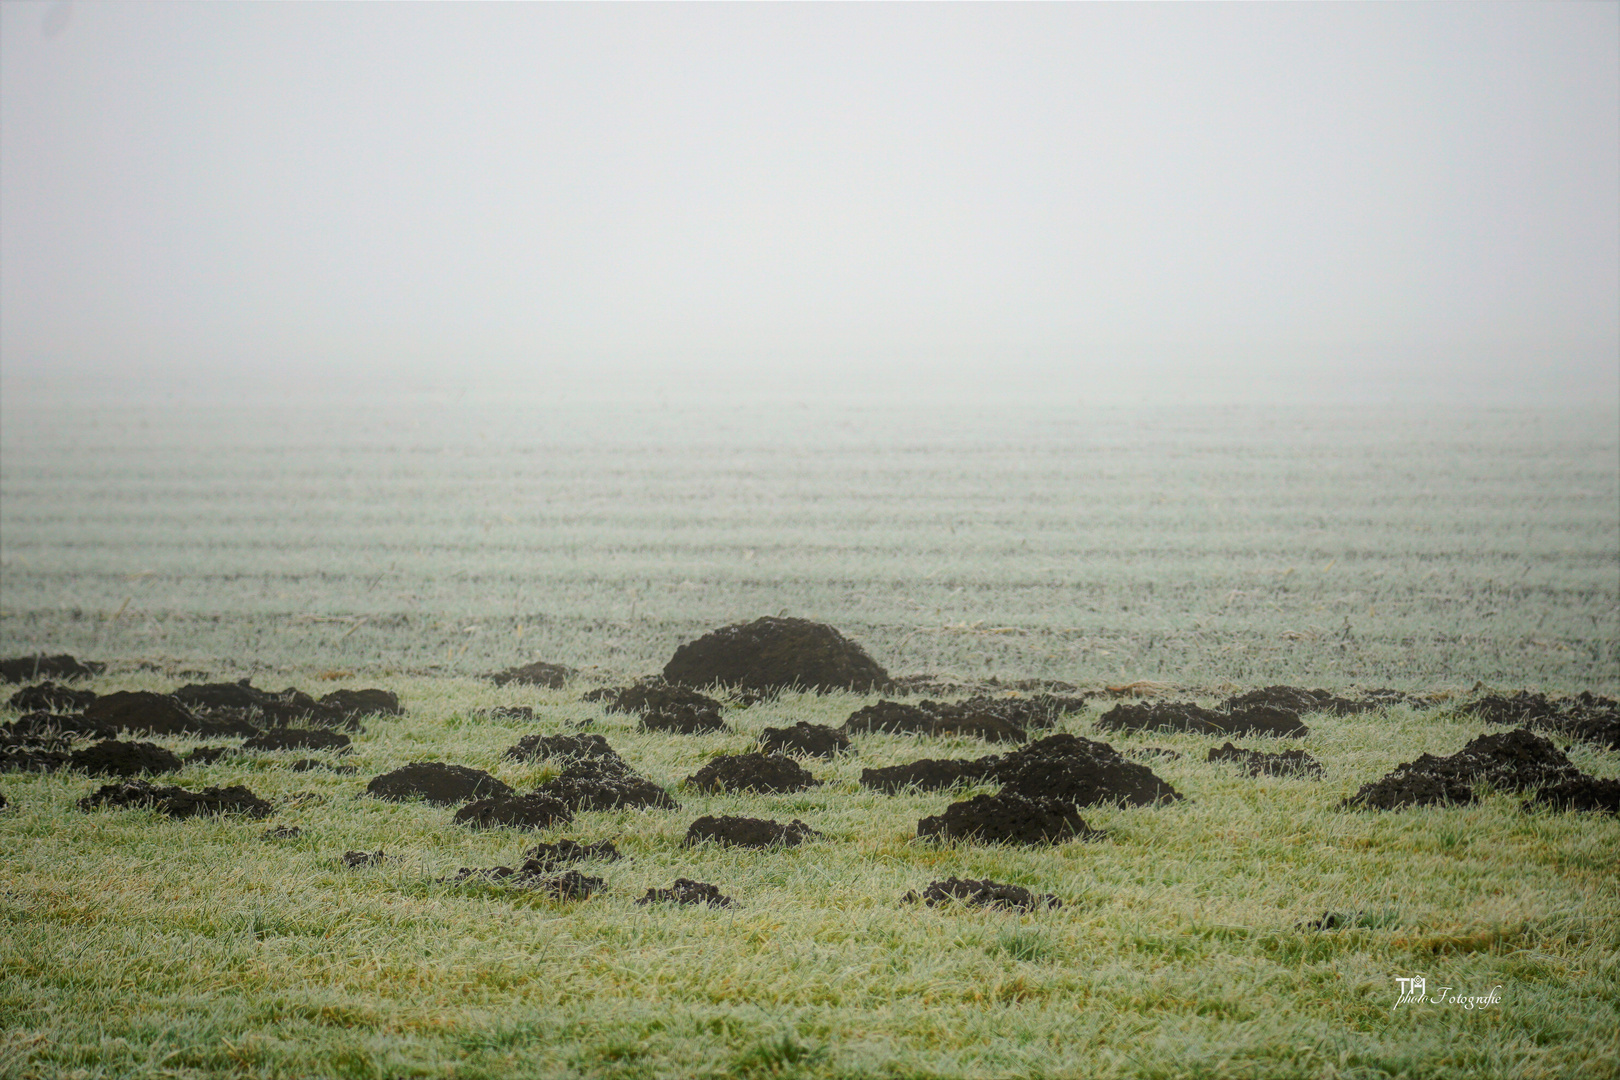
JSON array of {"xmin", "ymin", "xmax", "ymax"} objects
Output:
[
  {"xmin": 366, "ymin": 762, "xmax": 513, "ymax": 806},
  {"xmin": 0, "ymin": 654, "xmax": 103, "ymax": 683},
  {"xmin": 79, "ymin": 780, "xmax": 273, "ymax": 818},
  {"xmin": 1207, "ymin": 742, "xmax": 1324, "ymax": 778},
  {"xmin": 1522, "ymin": 777, "xmax": 1620, "ymax": 814},
  {"xmin": 171, "ymin": 681, "xmax": 392, "ymax": 731},
  {"xmin": 638, "ymin": 879, "xmax": 734, "ymax": 907},
  {"xmin": 1342, "ymin": 729, "xmax": 1585, "ymax": 810},
  {"xmin": 532, "ymin": 757, "xmax": 679, "ymax": 812},
  {"xmin": 587, "ymin": 680, "xmax": 730, "ymax": 733},
  {"xmin": 1466, "ymin": 691, "xmax": 1619, "ymax": 751},
  {"xmin": 902, "ymin": 877, "xmax": 1061, "ymax": 911},
  {"xmin": 841, "ymin": 700, "xmax": 1026, "ymax": 743},
  {"xmin": 317, "ymin": 689, "xmax": 402, "ymax": 720},
  {"xmin": 69, "ymin": 739, "xmax": 183, "ymax": 777},
  {"xmin": 992, "ymin": 733, "xmax": 1182, "ymax": 808},
  {"xmin": 343, "ymin": 850, "xmax": 389, "ymax": 867},
  {"xmin": 452, "ymin": 793, "xmax": 573, "ymax": 829},
  {"xmin": 446, "ymin": 863, "xmax": 605, "ymax": 899},
  {"xmin": 85, "ymin": 691, "xmax": 257, "ymax": 738},
  {"xmin": 3, "ymin": 712, "xmax": 118, "ymax": 742},
  {"xmin": 8, "ymin": 681, "xmax": 98, "ymax": 713},
  {"xmin": 504, "ymin": 732, "xmax": 619, "ymax": 763},
  {"xmin": 1224, "ymin": 686, "xmax": 1412, "ymax": 717},
  {"xmin": 1097, "ymin": 701, "xmax": 1309, "ymax": 738},
  {"xmin": 757, "ymin": 722, "xmax": 849, "ymax": 758},
  {"xmin": 663, "ymin": 616, "xmax": 890, "ymax": 693},
  {"xmin": 685, "ymin": 752, "xmax": 820, "ymax": 794},
  {"xmin": 487, "ymin": 661, "xmax": 576, "ymax": 688},
  {"xmin": 522, "ymin": 839, "xmax": 622, "ymax": 869},
  {"xmin": 860, "ymin": 758, "xmax": 996, "ymax": 793},
  {"xmin": 289, "ymin": 758, "xmax": 357, "ymax": 774},
  {"xmin": 1, "ymin": 744, "xmax": 71, "ymax": 772},
  {"xmin": 684, "ymin": 815, "xmax": 822, "ymax": 848},
  {"xmin": 243, "ymin": 728, "xmax": 352, "ymax": 753},
  {"xmin": 918, "ymin": 792, "xmax": 1098, "ymax": 845}
]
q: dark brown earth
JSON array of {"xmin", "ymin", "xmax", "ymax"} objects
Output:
[
  {"xmin": 79, "ymin": 780, "xmax": 273, "ymax": 818},
  {"xmin": 446, "ymin": 863, "xmax": 604, "ymax": 899},
  {"xmin": 69, "ymin": 739, "xmax": 183, "ymax": 777},
  {"xmin": 531, "ymin": 756, "xmax": 679, "ymax": 811},
  {"xmin": 366, "ymin": 762, "xmax": 513, "ymax": 806},
  {"xmin": 585, "ymin": 680, "xmax": 722, "ymax": 716},
  {"xmin": 1, "ymin": 744, "xmax": 70, "ymax": 772},
  {"xmin": 1466, "ymin": 691, "xmax": 1619, "ymax": 751},
  {"xmin": 757, "ymin": 722, "xmax": 850, "ymax": 758},
  {"xmin": 1522, "ymin": 777, "xmax": 1620, "ymax": 814},
  {"xmin": 0, "ymin": 654, "xmax": 104, "ymax": 683},
  {"xmin": 685, "ymin": 752, "xmax": 820, "ymax": 794},
  {"xmin": 503, "ymin": 732, "xmax": 619, "ymax": 763},
  {"xmin": 3, "ymin": 712, "xmax": 117, "ymax": 741},
  {"xmin": 488, "ymin": 661, "xmax": 577, "ymax": 688},
  {"xmin": 289, "ymin": 759, "xmax": 357, "ymax": 774},
  {"xmin": 917, "ymin": 792, "xmax": 1098, "ymax": 845},
  {"xmin": 1207, "ymin": 742, "xmax": 1324, "ymax": 778},
  {"xmin": 8, "ymin": 681, "xmax": 98, "ymax": 713},
  {"xmin": 992, "ymin": 733, "xmax": 1182, "ymax": 808},
  {"xmin": 317, "ymin": 689, "xmax": 402, "ymax": 719},
  {"xmin": 1097, "ymin": 701, "xmax": 1309, "ymax": 738},
  {"xmin": 684, "ymin": 815, "xmax": 822, "ymax": 848},
  {"xmin": 902, "ymin": 877, "xmax": 1061, "ymax": 911},
  {"xmin": 663, "ymin": 617, "xmax": 890, "ymax": 693},
  {"xmin": 243, "ymin": 728, "xmax": 352, "ymax": 753},
  {"xmin": 261, "ymin": 825, "xmax": 302, "ymax": 840},
  {"xmin": 1341, "ymin": 728, "xmax": 1585, "ymax": 810},
  {"xmin": 186, "ymin": 746, "xmax": 234, "ymax": 764},
  {"xmin": 1225, "ymin": 685, "xmax": 1414, "ymax": 716},
  {"xmin": 522, "ymin": 839, "xmax": 622, "ymax": 868},
  {"xmin": 171, "ymin": 681, "xmax": 393, "ymax": 731},
  {"xmin": 481, "ymin": 706, "xmax": 535, "ymax": 721},
  {"xmin": 452, "ymin": 793, "xmax": 573, "ymax": 829},
  {"xmin": 841, "ymin": 700, "xmax": 1026, "ymax": 743},
  {"xmin": 85, "ymin": 691, "xmax": 256, "ymax": 738},
  {"xmin": 638, "ymin": 704, "xmax": 729, "ymax": 735},
  {"xmin": 343, "ymin": 850, "xmax": 389, "ymax": 867},
  {"xmin": 638, "ymin": 879, "xmax": 734, "ymax": 907},
  {"xmin": 860, "ymin": 758, "xmax": 996, "ymax": 793}
]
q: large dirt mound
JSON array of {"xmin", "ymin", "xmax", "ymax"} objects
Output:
[
  {"xmin": 639, "ymin": 703, "xmax": 729, "ymax": 734},
  {"xmin": 757, "ymin": 722, "xmax": 849, "ymax": 758},
  {"xmin": 366, "ymin": 762, "xmax": 513, "ymax": 806},
  {"xmin": 841, "ymin": 700, "xmax": 1026, "ymax": 743},
  {"xmin": 532, "ymin": 757, "xmax": 679, "ymax": 811},
  {"xmin": 1342, "ymin": 728, "xmax": 1584, "ymax": 810},
  {"xmin": 487, "ymin": 661, "xmax": 577, "ymax": 688},
  {"xmin": 638, "ymin": 879, "xmax": 734, "ymax": 907},
  {"xmin": 684, "ymin": 815, "xmax": 822, "ymax": 848},
  {"xmin": 243, "ymin": 728, "xmax": 352, "ymax": 753},
  {"xmin": 0, "ymin": 654, "xmax": 103, "ymax": 683},
  {"xmin": 685, "ymin": 752, "xmax": 820, "ymax": 794},
  {"xmin": 522, "ymin": 839, "xmax": 622, "ymax": 868},
  {"xmin": 1522, "ymin": 777, "xmax": 1620, "ymax": 814},
  {"xmin": 663, "ymin": 617, "xmax": 889, "ymax": 693},
  {"xmin": 85, "ymin": 691, "xmax": 257, "ymax": 738},
  {"xmin": 902, "ymin": 876, "xmax": 1061, "ymax": 911},
  {"xmin": 69, "ymin": 740, "xmax": 183, "ymax": 777},
  {"xmin": 1207, "ymin": 742, "xmax": 1323, "ymax": 778},
  {"xmin": 1, "ymin": 744, "xmax": 71, "ymax": 772},
  {"xmin": 1097, "ymin": 701, "xmax": 1308, "ymax": 738},
  {"xmin": 587, "ymin": 681, "xmax": 730, "ymax": 733},
  {"xmin": 503, "ymin": 733, "xmax": 619, "ymax": 763},
  {"xmin": 992, "ymin": 733, "xmax": 1182, "ymax": 808},
  {"xmin": 317, "ymin": 689, "xmax": 402, "ymax": 719},
  {"xmin": 860, "ymin": 758, "xmax": 996, "ymax": 793},
  {"xmin": 452, "ymin": 793, "xmax": 573, "ymax": 829},
  {"xmin": 918, "ymin": 792, "xmax": 1098, "ymax": 845},
  {"xmin": 8, "ymin": 681, "xmax": 98, "ymax": 713},
  {"xmin": 171, "ymin": 681, "xmax": 390, "ymax": 730},
  {"xmin": 3, "ymin": 712, "xmax": 117, "ymax": 741},
  {"xmin": 1224, "ymin": 686, "xmax": 1413, "ymax": 717},
  {"xmin": 1466, "ymin": 691, "xmax": 1619, "ymax": 751},
  {"xmin": 79, "ymin": 780, "xmax": 273, "ymax": 818}
]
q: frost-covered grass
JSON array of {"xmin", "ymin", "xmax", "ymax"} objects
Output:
[{"xmin": 3, "ymin": 674, "xmax": 1617, "ymax": 1079}]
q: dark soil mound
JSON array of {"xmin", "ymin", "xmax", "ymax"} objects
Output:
[
  {"xmin": 3, "ymin": 712, "xmax": 117, "ymax": 741},
  {"xmin": 488, "ymin": 661, "xmax": 577, "ymax": 688},
  {"xmin": 503, "ymin": 732, "xmax": 619, "ymax": 763},
  {"xmin": 586, "ymin": 680, "xmax": 723, "ymax": 716},
  {"xmin": 453, "ymin": 793, "xmax": 573, "ymax": 829},
  {"xmin": 366, "ymin": 762, "xmax": 513, "ymax": 806},
  {"xmin": 639, "ymin": 704, "xmax": 729, "ymax": 734},
  {"xmin": 1466, "ymin": 691, "xmax": 1619, "ymax": 751},
  {"xmin": 930, "ymin": 694, "xmax": 1087, "ymax": 733},
  {"xmin": 289, "ymin": 758, "xmax": 357, "ymax": 774},
  {"xmin": 79, "ymin": 780, "xmax": 272, "ymax": 818},
  {"xmin": 69, "ymin": 739, "xmax": 183, "ymax": 777},
  {"xmin": 1, "ymin": 745, "xmax": 71, "ymax": 772},
  {"xmin": 186, "ymin": 746, "xmax": 234, "ymax": 764},
  {"xmin": 902, "ymin": 876, "xmax": 1061, "ymax": 911},
  {"xmin": 1523, "ymin": 777, "xmax": 1620, "ymax": 814},
  {"xmin": 446, "ymin": 862, "xmax": 604, "ymax": 899},
  {"xmin": 991, "ymin": 733, "xmax": 1182, "ymax": 808},
  {"xmin": 0, "ymin": 654, "xmax": 103, "ymax": 683},
  {"xmin": 918, "ymin": 792, "xmax": 1098, "ymax": 845},
  {"xmin": 684, "ymin": 815, "xmax": 822, "ymax": 848},
  {"xmin": 343, "ymin": 850, "xmax": 389, "ymax": 867},
  {"xmin": 860, "ymin": 758, "xmax": 996, "ymax": 793},
  {"xmin": 482, "ymin": 706, "xmax": 535, "ymax": 721},
  {"xmin": 638, "ymin": 879, "xmax": 734, "ymax": 907},
  {"xmin": 522, "ymin": 839, "xmax": 622, "ymax": 868},
  {"xmin": 1342, "ymin": 728, "xmax": 1583, "ymax": 810},
  {"xmin": 8, "ymin": 681, "xmax": 98, "ymax": 713},
  {"xmin": 1207, "ymin": 742, "xmax": 1324, "ymax": 778},
  {"xmin": 318, "ymin": 689, "xmax": 402, "ymax": 719},
  {"xmin": 85, "ymin": 691, "xmax": 256, "ymax": 738},
  {"xmin": 532, "ymin": 757, "xmax": 679, "ymax": 812},
  {"xmin": 757, "ymin": 722, "xmax": 850, "ymax": 758},
  {"xmin": 663, "ymin": 617, "xmax": 889, "ymax": 693},
  {"xmin": 841, "ymin": 700, "xmax": 1026, "ymax": 743},
  {"xmin": 1226, "ymin": 685, "xmax": 1410, "ymax": 717},
  {"xmin": 171, "ymin": 681, "xmax": 375, "ymax": 731},
  {"xmin": 1097, "ymin": 701, "xmax": 1308, "ymax": 738},
  {"xmin": 243, "ymin": 728, "xmax": 352, "ymax": 753},
  {"xmin": 685, "ymin": 753, "xmax": 820, "ymax": 794}
]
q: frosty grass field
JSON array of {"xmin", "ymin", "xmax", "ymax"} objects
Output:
[{"xmin": 1, "ymin": 391, "xmax": 1617, "ymax": 1078}]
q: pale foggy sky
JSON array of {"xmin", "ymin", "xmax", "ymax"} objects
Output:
[{"xmin": 2, "ymin": 1, "xmax": 1617, "ymax": 404}]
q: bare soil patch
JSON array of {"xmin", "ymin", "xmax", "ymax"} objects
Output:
[
  {"xmin": 85, "ymin": 691, "xmax": 257, "ymax": 738},
  {"xmin": 685, "ymin": 752, "xmax": 820, "ymax": 794},
  {"xmin": 902, "ymin": 877, "xmax": 1061, "ymax": 911},
  {"xmin": 531, "ymin": 756, "xmax": 679, "ymax": 811},
  {"xmin": 79, "ymin": 780, "xmax": 273, "ymax": 818},
  {"xmin": 1097, "ymin": 701, "xmax": 1309, "ymax": 738},
  {"xmin": 917, "ymin": 792, "xmax": 1099, "ymax": 845},
  {"xmin": 452, "ymin": 793, "xmax": 573, "ymax": 829},
  {"xmin": 860, "ymin": 758, "xmax": 995, "ymax": 793},
  {"xmin": 1342, "ymin": 728, "xmax": 1585, "ymax": 810},
  {"xmin": 638, "ymin": 879, "xmax": 734, "ymax": 907},
  {"xmin": 69, "ymin": 739, "xmax": 183, "ymax": 777},
  {"xmin": 1466, "ymin": 691, "xmax": 1619, "ymax": 751},
  {"xmin": 503, "ymin": 732, "xmax": 618, "ymax": 763},
  {"xmin": 487, "ymin": 661, "xmax": 576, "ymax": 688},
  {"xmin": 522, "ymin": 839, "xmax": 622, "ymax": 868},
  {"xmin": 0, "ymin": 654, "xmax": 103, "ymax": 683},
  {"xmin": 993, "ymin": 733, "xmax": 1182, "ymax": 808},
  {"xmin": 1522, "ymin": 777, "xmax": 1620, "ymax": 814},
  {"xmin": 684, "ymin": 815, "xmax": 822, "ymax": 848},
  {"xmin": 8, "ymin": 681, "xmax": 98, "ymax": 713},
  {"xmin": 841, "ymin": 700, "xmax": 1026, "ymax": 742},
  {"xmin": 1207, "ymin": 742, "xmax": 1324, "ymax": 778},
  {"xmin": 663, "ymin": 616, "xmax": 890, "ymax": 693},
  {"xmin": 757, "ymin": 721, "xmax": 849, "ymax": 757},
  {"xmin": 366, "ymin": 763, "xmax": 513, "ymax": 806}
]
